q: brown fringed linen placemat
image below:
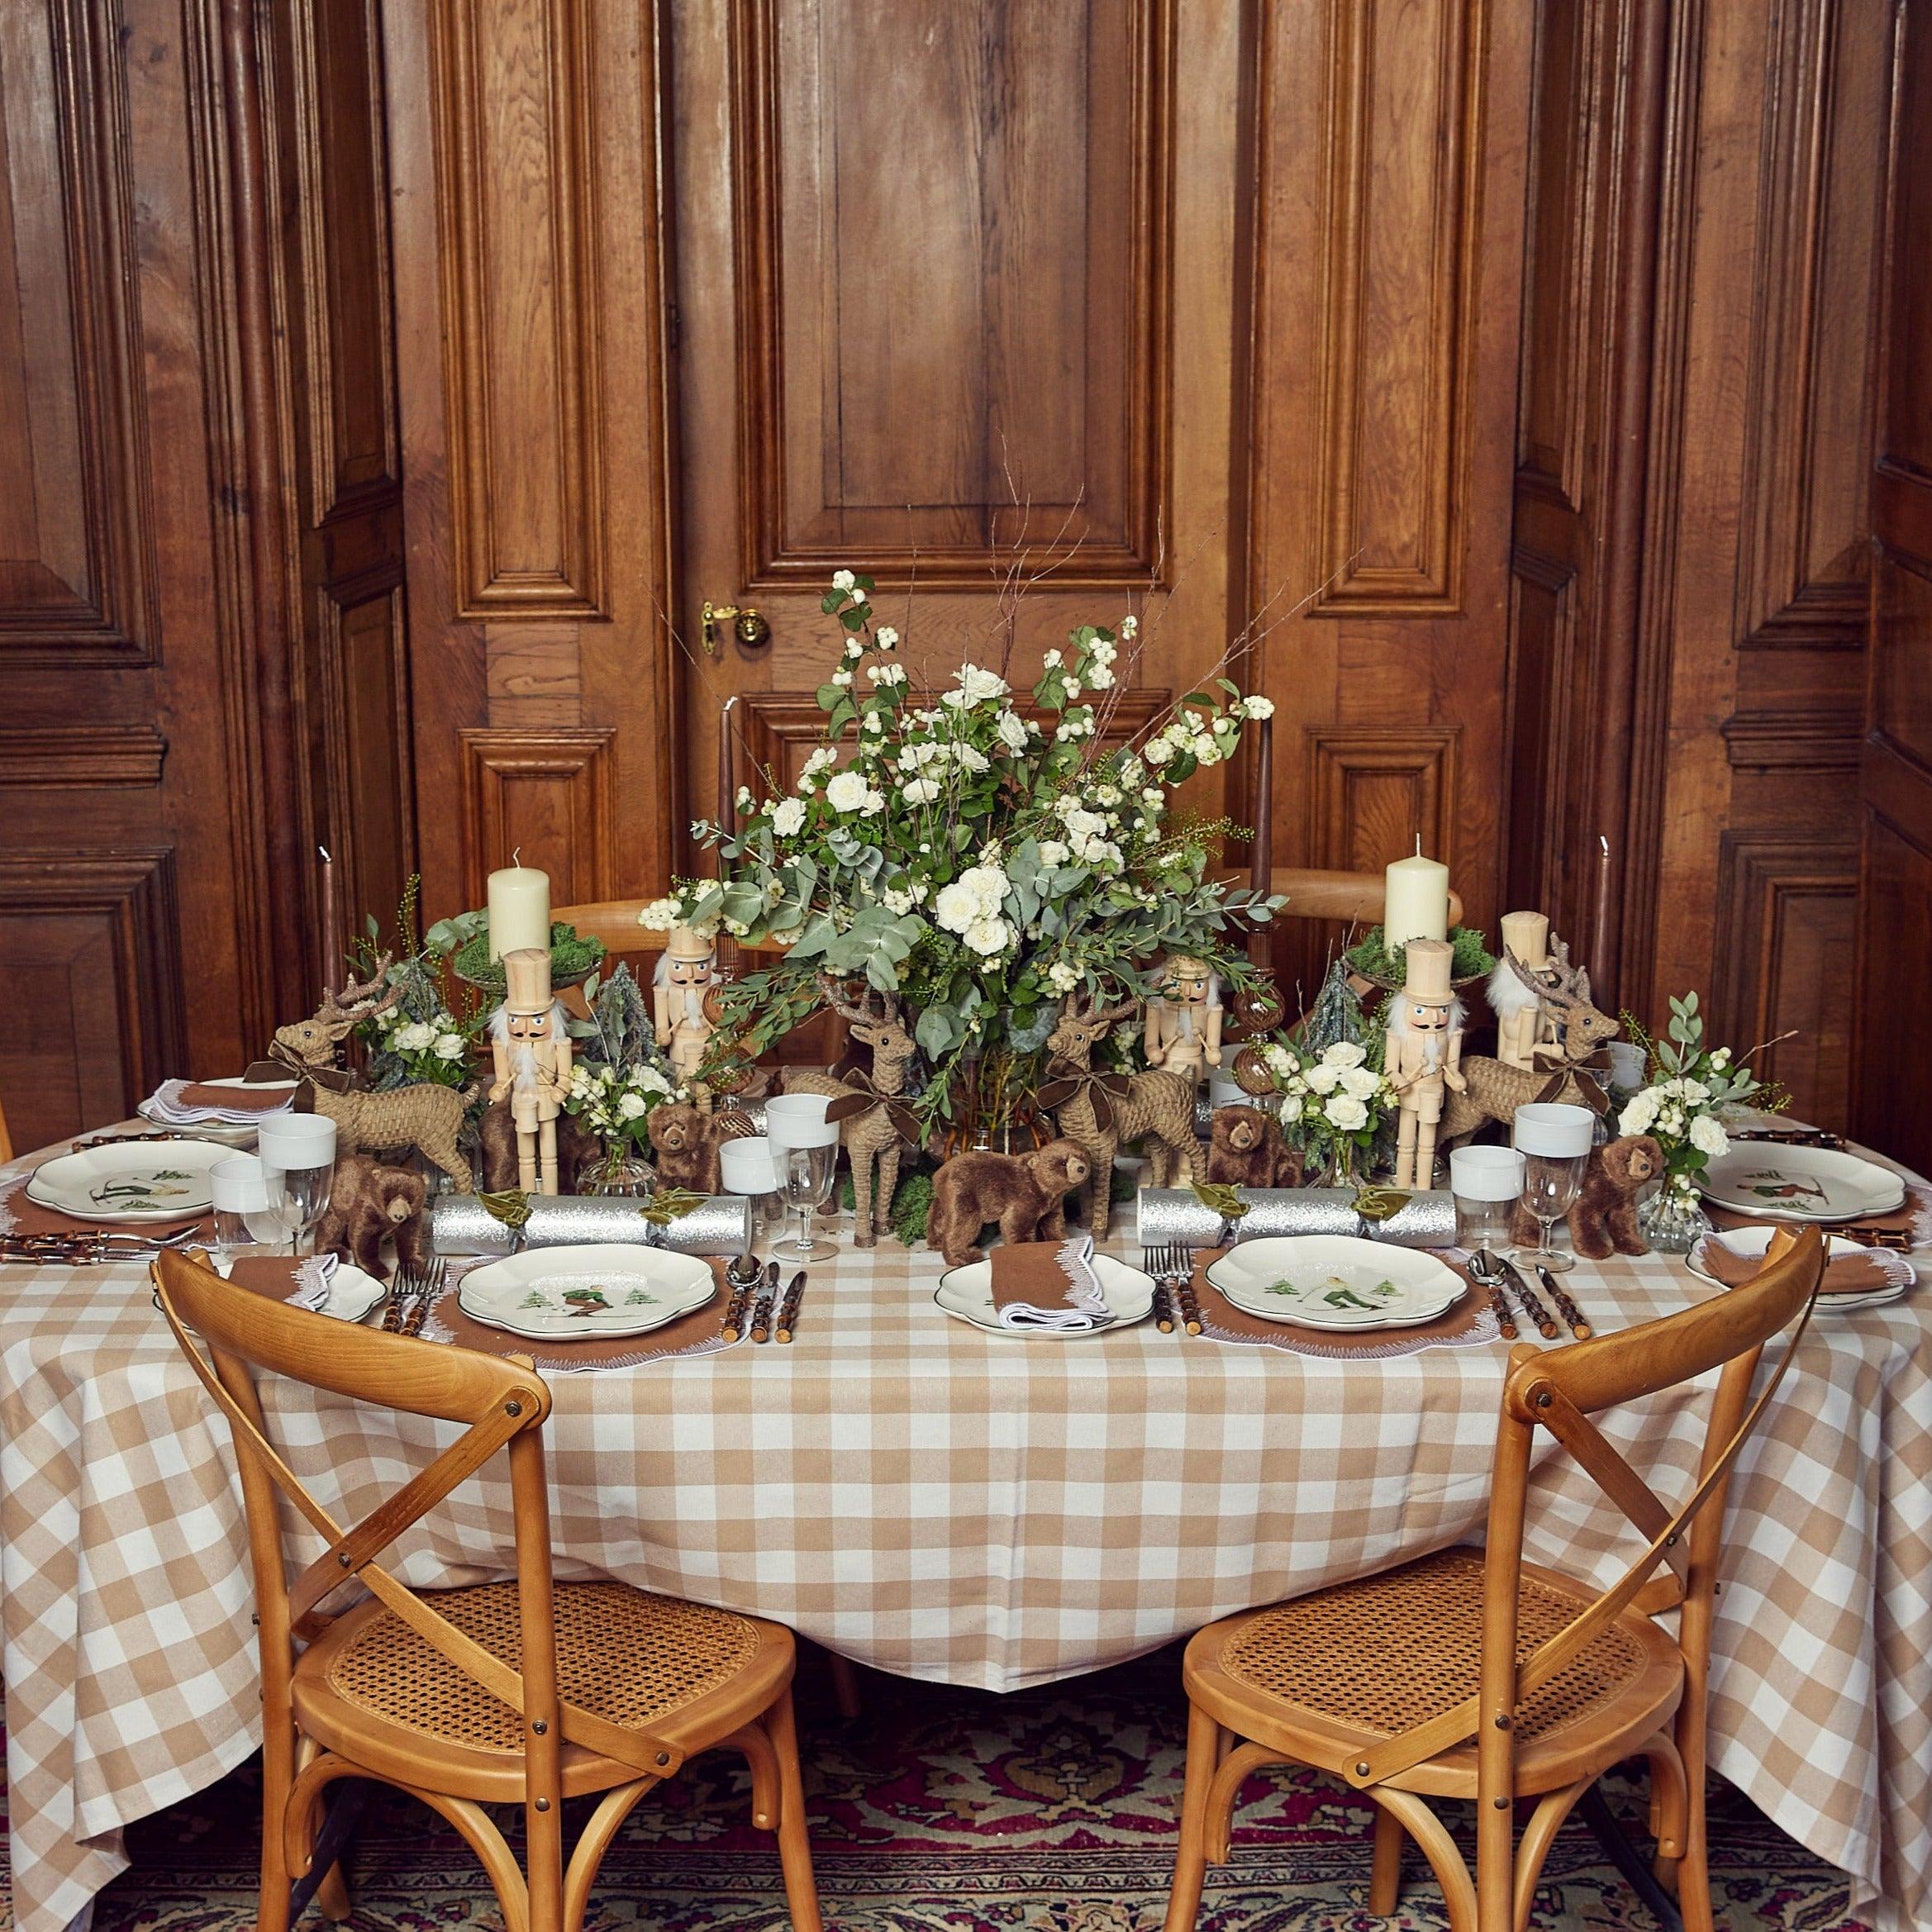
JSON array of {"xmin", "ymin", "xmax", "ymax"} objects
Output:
[
  {"xmin": 1709, "ymin": 1180, "xmax": 1932, "ymax": 1249},
  {"xmin": 0, "ymin": 1162, "xmax": 211, "ymax": 1243},
  {"xmin": 1186, "ymin": 1247, "xmax": 1502, "ymax": 1360},
  {"xmin": 417, "ymin": 1258, "xmax": 740, "ymax": 1373},
  {"xmin": 223, "ymin": 1253, "xmax": 741, "ymax": 1373}
]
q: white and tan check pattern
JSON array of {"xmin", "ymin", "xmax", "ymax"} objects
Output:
[{"xmin": 1, "ymin": 1192, "xmax": 1928, "ymax": 1932}]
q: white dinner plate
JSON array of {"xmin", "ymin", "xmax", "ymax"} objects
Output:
[
  {"xmin": 457, "ymin": 1245, "xmax": 716, "ymax": 1340},
  {"xmin": 26, "ymin": 1140, "xmax": 231, "ymax": 1223},
  {"xmin": 1687, "ymin": 1227, "xmax": 1915, "ymax": 1309},
  {"xmin": 303, "ymin": 1262, "xmax": 389, "ymax": 1323},
  {"xmin": 935, "ymin": 1254, "xmax": 1156, "ymax": 1336},
  {"xmin": 1206, "ymin": 1235, "xmax": 1465, "ymax": 1331},
  {"xmin": 1699, "ymin": 1144, "xmax": 1906, "ymax": 1223},
  {"xmin": 136, "ymin": 1105, "xmax": 263, "ymax": 1147}
]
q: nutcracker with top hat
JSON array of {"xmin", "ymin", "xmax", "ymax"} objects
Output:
[
  {"xmin": 654, "ymin": 926, "xmax": 718, "ymax": 1092},
  {"xmin": 1144, "ymin": 953, "xmax": 1222, "ymax": 1086},
  {"xmin": 1488, "ymin": 910, "xmax": 1556, "ymax": 1072},
  {"xmin": 1385, "ymin": 938, "xmax": 1467, "ymax": 1190},
  {"xmin": 487, "ymin": 947, "xmax": 573, "ymax": 1193}
]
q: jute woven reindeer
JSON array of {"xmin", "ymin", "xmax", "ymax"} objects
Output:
[
  {"xmin": 1441, "ymin": 935, "xmax": 1620, "ymax": 1141},
  {"xmin": 1040, "ymin": 992, "xmax": 1202, "ymax": 1239},
  {"xmin": 781, "ymin": 980, "xmax": 920, "ymax": 1246},
  {"xmin": 270, "ymin": 959, "xmax": 477, "ymax": 1192}
]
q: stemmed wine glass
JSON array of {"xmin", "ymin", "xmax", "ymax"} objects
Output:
[
  {"xmin": 765, "ymin": 1095, "xmax": 840, "ymax": 1263},
  {"xmin": 1510, "ymin": 1102, "xmax": 1596, "ymax": 1274},
  {"xmin": 256, "ymin": 1115, "xmax": 337, "ymax": 1259}
]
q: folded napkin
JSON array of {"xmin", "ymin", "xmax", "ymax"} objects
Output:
[
  {"xmin": 991, "ymin": 1233, "xmax": 1111, "ymax": 1331},
  {"xmin": 1699, "ymin": 1236, "xmax": 1897, "ymax": 1297},
  {"xmin": 146, "ymin": 1078, "xmax": 297, "ymax": 1124}
]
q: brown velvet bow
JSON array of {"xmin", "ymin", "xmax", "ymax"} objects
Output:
[
  {"xmin": 1035, "ymin": 1055, "xmax": 1133, "ymax": 1136},
  {"xmin": 823, "ymin": 1068, "xmax": 923, "ymax": 1146}
]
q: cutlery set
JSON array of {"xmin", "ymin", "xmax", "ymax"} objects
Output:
[
  {"xmin": 1141, "ymin": 1244, "xmax": 1203, "ymax": 1335},
  {"xmin": 722, "ymin": 1255, "xmax": 807, "ymax": 1344},
  {"xmin": 2, "ymin": 1226, "xmax": 204, "ymax": 1268},
  {"xmin": 380, "ymin": 1256, "xmax": 447, "ymax": 1336},
  {"xmin": 1467, "ymin": 1249, "xmax": 1592, "ymax": 1343}
]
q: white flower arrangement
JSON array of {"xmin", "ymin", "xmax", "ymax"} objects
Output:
[
  {"xmin": 651, "ymin": 571, "xmax": 1280, "ymax": 1129},
  {"xmin": 563, "ymin": 1059, "xmax": 687, "ymax": 1155},
  {"xmin": 364, "ymin": 993, "xmax": 476, "ymax": 1089},
  {"xmin": 1619, "ymin": 992, "xmax": 1777, "ymax": 1206},
  {"xmin": 1257, "ymin": 1035, "xmax": 1397, "ymax": 1173}
]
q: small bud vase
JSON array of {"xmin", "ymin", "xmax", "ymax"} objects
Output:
[
  {"xmin": 1636, "ymin": 1174, "xmax": 1712, "ymax": 1254},
  {"xmin": 586, "ymin": 1147, "xmax": 658, "ymax": 1198}
]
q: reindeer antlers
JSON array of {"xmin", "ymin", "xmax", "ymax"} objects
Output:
[
  {"xmin": 818, "ymin": 973, "xmax": 901, "ymax": 1029},
  {"xmin": 1059, "ymin": 990, "xmax": 1136, "ymax": 1030},
  {"xmin": 319, "ymin": 952, "xmax": 403, "ymax": 1027}
]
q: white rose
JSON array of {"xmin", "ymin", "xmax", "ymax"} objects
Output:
[
  {"xmin": 1689, "ymin": 1115, "xmax": 1730, "ymax": 1159},
  {"xmin": 1339, "ymin": 1065, "xmax": 1380, "ymax": 1099},
  {"xmin": 770, "ymin": 797, "xmax": 807, "ymax": 837},
  {"xmin": 902, "ymin": 776, "xmax": 942, "ymax": 805},
  {"xmin": 959, "ymin": 864, "xmax": 1009, "ymax": 911},
  {"xmin": 637, "ymin": 1068, "xmax": 671, "ymax": 1094},
  {"xmin": 1324, "ymin": 1094, "xmax": 1368, "ymax": 1131},
  {"xmin": 616, "ymin": 1092, "xmax": 648, "ymax": 1120},
  {"xmin": 996, "ymin": 710, "xmax": 1030, "ymax": 753},
  {"xmin": 1038, "ymin": 840, "xmax": 1070, "ymax": 868},
  {"xmin": 1304, "ymin": 1062, "xmax": 1340, "ymax": 1094},
  {"xmin": 964, "ymin": 916, "xmax": 1011, "ymax": 957},
  {"xmin": 933, "ymin": 881, "xmax": 982, "ymax": 935},
  {"xmin": 1322, "ymin": 1040, "xmax": 1367, "ymax": 1068},
  {"xmin": 434, "ymin": 1032, "xmax": 466, "ymax": 1061},
  {"xmin": 954, "ymin": 743, "xmax": 990, "ymax": 774},
  {"xmin": 826, "ymin": 769, "xmax": 870, "ymax": 812},
  {"xmin": 831, "ymin": 568, "xmax": 856, "ymax": 592},
  {"xmin": 858, "ymin": 787, "xmax": 886, "ymax": 816},
  {"xmin": 1620, "ymin": 1090, "xmax": 1660, "ymax": 1134}
]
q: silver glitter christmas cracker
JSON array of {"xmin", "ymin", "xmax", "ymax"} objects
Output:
[
  {"xmin": 431, "ymin": 1192, "xmax": 752, "ymax": 1257},
  {"xmin": 1135, "ymin": 1187, "xmax": 1456, "ymax": 1249}
]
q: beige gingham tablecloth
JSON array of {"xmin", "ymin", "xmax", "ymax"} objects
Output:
[{"xmin": 1, "ymin": 1174, "xmax": 1929, "ymax": 1932}]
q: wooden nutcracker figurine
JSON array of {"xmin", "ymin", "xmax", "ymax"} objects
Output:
[
  {"xmin": 1385, "ymin": 938, "xmax": 1467, "ymax": 1190},
  {"xmin": 654, "ymin": 926, "xmax": 718, "ymax": 1088},
  {"xmin": 1144, "ymin": 954, "xmax": 1222, "ymax": 1084},
  {"xmin": 1487, "ymin": 909, "xmax": 1554, "ymax": 1071},
  {"xmin": 488, "ymin": 947, "xmax": 573, "ymax": 1193}
]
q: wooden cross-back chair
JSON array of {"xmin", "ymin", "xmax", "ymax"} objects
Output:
[
  {"xmin": 1161, "ymin": 1222, "xmax": 1825, "ymax": 1932},
  {"xmin": 151, "ymin": 1249, "xmax": 822, "ymax": 1932}
]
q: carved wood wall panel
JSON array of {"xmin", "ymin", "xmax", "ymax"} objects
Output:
[
  {"xmin": 0, "ymin": 726, "xmax": 167, "ymax": 788},
  {"xmin": 1309, "ymin": 0, "xmax": 1485, "ymax": 616},
  {"xmin": 0, "ymin": 850, "xmax": 184, "ymax": 1149},
  {"xmin": 0, "ymin": 0, "xmax": 155, "ymax": 661},
  {"xmin": 728, "ymin": 0, "xmax": 1172, "ymax": 588},
  {"xmin": 459, "ymin": 726, "xmax": 616, "ymax": 908},
  {"xmin": 430, "ymin": 0, "xmax": 606, "ymax": 619},
  {"xmin": 1306, "ymin": 730, "xmax": 1459, "ymax": 874}
]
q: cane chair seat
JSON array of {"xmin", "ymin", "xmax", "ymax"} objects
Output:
[
  {"xmin": 293, "ymin": 1580, "xmax": 794, "ymax": 1802},
  {"xmin": 1186, "ymin": 1548, "xmax": 1683, "ymax": 1799}
]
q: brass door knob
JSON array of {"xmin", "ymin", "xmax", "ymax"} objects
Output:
[{"xmin": 701, "ymin": 601, "xmax": 772, "ymax": 654}]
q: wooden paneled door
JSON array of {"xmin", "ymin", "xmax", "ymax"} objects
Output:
[
  {"xmin": 385, "ymin": 0, "xmax": 1537, "ymax": 1018},
  {"xmin": 1853, "ymin": 0, "xmax": 1932, "ymax": 1171}
]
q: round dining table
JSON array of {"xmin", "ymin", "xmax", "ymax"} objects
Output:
[{"xmin": 1, "ymin": 1125, "xmax": 1927, "ymax": 1932}]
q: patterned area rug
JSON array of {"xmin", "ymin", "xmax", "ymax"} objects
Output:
[{"xmin": 66, "ymin": 1650, "xmax": 1866, "ymax": 1932}]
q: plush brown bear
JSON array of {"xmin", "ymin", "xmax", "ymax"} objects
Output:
[
  {"xmin": 313, "ymin": 1154, "xmax": 428, "ymax": 1281},
  {"xmin": 1206, "ymin": 1106, "xmax": 1306, "ymax": 1189},
  {"xmin": 478, "ymin": 1101, "xmax": 602, "ymax": 1194},
  {"xmin": 646, "ymin": 1101, "xmax": 745, "ymax": 1194},
  {"xmin": 1507, "ymin": 1133, "xmax": 1663, "ymax": 1260},
  {"xmin": 927, "ymin": 1138, "xmax": 1092, "ymax": 1268}
]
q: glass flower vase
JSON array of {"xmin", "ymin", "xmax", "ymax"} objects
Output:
[
  {"xmin": 585, "ymin": 1145, "xmax": 658, "ymax": 1198},
  {"xmin": 1636, "ymin": 1174, "xmax": 1712, "ymax": 1254}
]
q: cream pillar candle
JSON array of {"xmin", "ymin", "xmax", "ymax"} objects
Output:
[
  {"xmin": 486, "ymin": 856, "xmax": 550, "ymax": 960},
  {"xmin": 1383, "ymin": 840, "xmax": 1450, "ymax": 946}
]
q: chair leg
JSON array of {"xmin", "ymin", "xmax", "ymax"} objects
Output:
[
  {"xmin": 1376, "ymin": 1788, "xmax": 1478, "ymax": 1932},
  {"xmin": 1677, "ymin": 1763, "xmax": 1713, "ymax": 1932},
  {"xmin": 764, "ymin": 1686, "xmax": 826, "ymax": 1932},
  {"xmin": 826, "ymin": 1650, "xmax": 864, "ymax": 1722},
  {"xmin": 1643, "ymin": 1731, "xmax": 1690, "ymax": 1886},
  {"xmin": 259, "ymin": 1721, "xmax": 295, "ymax": 1932},
  {"xmin": 1370, "ymin": 1803, "xmax": 1405, "ymax": 1914},
  {"xmin": 1163, "ymin": 1701, "xmax": 1222, "ymax": 1932}
]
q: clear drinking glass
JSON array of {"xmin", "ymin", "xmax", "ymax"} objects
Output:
[
  {"xmin": 256, "ymin": 1116, "xmax": 337, "ymax": 1258},
  {"xmin": 208, "ymin": 1155, "xmax": 283, "ymax": 1274},
  {"xmin": 719, "ymin": 1135, "xmax": 785, "ymax": 1231},
  {"xmin": 1448, "ymin": 1144, "xmax": 1524, "ymax": 1254},
  {"xmin": 774, "ymin": 1143, "xmax": 839, "ymax": 1263},
  {"xmin": 1510, "ymin": 1102, "xmax": 1596, "ymax": 1274}
]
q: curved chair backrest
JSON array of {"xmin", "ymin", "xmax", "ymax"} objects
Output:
[
  {"xmin": 1349, "ymin": 1222, "xmax": 1825, "ymax": 1794},
  {"xmin": 152, "ymin": 1249, "xmax": 689, "ymax": 1790}
]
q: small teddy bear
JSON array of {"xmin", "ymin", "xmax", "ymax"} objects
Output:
[
  {"xmin": 312, "ymin": 1153, "xmax": 429, "ymax": 1281},
  {"xmin": 646, "ymin": 1101, "xmax": 744, "ymax": 1195},
  {"xmin": 927, "ymin": 1139, "xmax": 1092, "ymax": 1268},
  {"xmin": 1206, "ymin": 1106, "xmax": 1306, "ymax": 1189},
  {"xmin": 1507, "ymin": 1133, "xmax": 1663, "ymax": 1260}
]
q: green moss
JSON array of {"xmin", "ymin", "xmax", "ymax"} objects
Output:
[
  {"xmin": 453, "ymin": 921, "xmax": 606, "ymax": 997},
  {"xmin": 1344, "ymin": 923, "xmax": 1494, "ymax": 983}
]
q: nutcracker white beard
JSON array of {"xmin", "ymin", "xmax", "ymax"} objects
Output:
[
  {"xmin": 487, "ymin": 1000, "xmax": 565, "ymax": 1088},
  {"xmin": 1387, "ymin": 996, "xmax": 1468, "ymax": 1070}
]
